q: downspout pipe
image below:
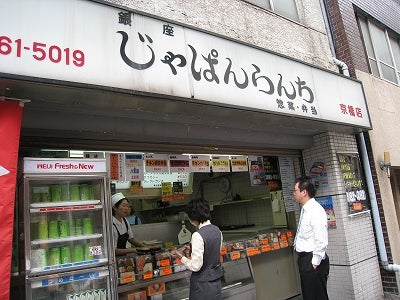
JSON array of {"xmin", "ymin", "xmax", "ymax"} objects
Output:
[
  {"xmin": 357, "ymin": 133, "xmax": 400, "ymax": 276},
  {"xmin": 332, "ymin": 57, "xmax": 350, "ymax": 76}
]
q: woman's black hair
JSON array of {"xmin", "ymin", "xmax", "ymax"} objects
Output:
[{"xmin": 185, "ymin": 198, "xmax": 211, "ymax": 223}]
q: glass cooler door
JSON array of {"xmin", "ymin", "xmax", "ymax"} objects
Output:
[{"xmin": 24, "ymin": 175, "xmax": 111, "ymax": 277}]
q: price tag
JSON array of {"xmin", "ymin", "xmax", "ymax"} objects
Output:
[
  {"xmin": 353, "ymin": 202, "xmax": 362, "ymax": 211},
  {"xmin": 160, "ymin": 259, "xmax": 170, "ymax": 267},
  {"xmin": 230, "ymin": 251, "xmax": 241, "ymax": 260},
  {"xmin": 261, "ymin": 245, "xmax": 271, "ymax": 252},
  {"xmin": 280, "ymin": 241, "xmax": 289, "ymax": 248},
  {"xmin": 246, "ymin": 248, "xmax": 260, "ymax": 256},
  {"xmin": 161, "ymin": 267, "xmax": 173, "ymax": 276},
  {"xmin": 122, "ymin": 274, "xmax": 134, "ymax": 283},
  {"xmin": 143, "ymin": 272, "xmax": 153, "ymax": 280}
]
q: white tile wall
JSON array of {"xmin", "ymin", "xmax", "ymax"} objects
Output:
[{"xmin": 303, "ymin": 132, "xmax": 383, "ymax": 300}]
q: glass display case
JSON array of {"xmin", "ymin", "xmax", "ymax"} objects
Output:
[
  {"xmin": 22, "ymin": 158, "xmax": 116, "ymax": 300},
  {"xmin": 117, "ymin": 257, "xmax": 256, "ymax": 300}
]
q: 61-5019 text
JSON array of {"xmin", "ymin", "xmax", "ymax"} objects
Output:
[{"xmin": 0, "ymin": 35, "xmax": 85, "ymax": 67}]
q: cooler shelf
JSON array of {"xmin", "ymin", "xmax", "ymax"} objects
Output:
[{"xmin": 31, "ymin": 233, "xmax": 103, "ymax": 245}]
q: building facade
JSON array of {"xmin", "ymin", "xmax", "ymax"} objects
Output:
[
  {"xmin": 0, "ymin": 0, "xmax": 391, "ymax": 299},
  {"xmin": 325, "ymin": 0, "xmax": 400, "ymax": 297}
]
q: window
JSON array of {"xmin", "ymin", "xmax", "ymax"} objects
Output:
[
  {"xmin": 244, "ymin": 0, "xmax": 299, "ymax": 22},
  {"xmin": 358, "ymin": 17, "xmax": 400, "ymax": 84}
]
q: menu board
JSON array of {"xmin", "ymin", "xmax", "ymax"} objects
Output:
[
  {"xmin": 337, "ymin": 153, "xmax": 369, "ymax": 215},
  {"xmin": 142, "ymin": 172, "xmax": 190, "ymax": 188},
  {"xmin": 278, "ymin": 156, "xmax": 298, "ymax": 212}
]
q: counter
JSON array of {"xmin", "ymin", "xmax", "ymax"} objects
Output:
[
  {"xmin": 117, "ymin": 257, "xmax": 256, "ymax": 300},
  {"xmin": 116, "ymin": 222, "xmax": 299, "ymax": 299}
]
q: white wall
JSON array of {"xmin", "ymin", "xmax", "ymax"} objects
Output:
[
  {"xmin": 356, "ymin": 70, "xmax": 400, "ymax": 266},
  {"xmin": 105, "ymin": 0, "xmax": 336, "ymax": 71}
]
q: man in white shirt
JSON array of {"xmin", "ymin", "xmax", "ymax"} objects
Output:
[{"xmin": 294, "ymin": 176, "xmax": 329, "ymax": 300}]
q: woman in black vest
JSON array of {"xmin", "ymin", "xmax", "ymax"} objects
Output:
[
  {"xmin": 175, "ymin": 198, "xmax": 224, "ymax": 300},
  {"xmin": 111, "ymin": 192, "xmax": 145, "ymax": 256}
]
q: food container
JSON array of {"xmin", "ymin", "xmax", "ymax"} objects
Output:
[
  {"xmin": 69, "ymin": 184, "xmax": 80, "ymax": 200},
  {"xmin": 73, "ymin": 245, "xmax": 84, "ymax": 262},
  {"xmin": 50, "ymin": 185, "xmax": 62, "ymax": 202},
  {"xmin": 48, "ymin": 247, "xmax": 60, "ymax": 266},
  {"xmin": 79, "ymin": 184, "xmax": 90, "ymax": 200},
  {"xmin": 31, "ymin": 248, "xmax": 48, "ymax": 268},
  {"xmin": 127, "ymin": 291, "xmax": 146, "ymax": 300},
  {"xmin": 117, "ymin": 257, "xmax": 136, "ymax": 284},
  {"xmin": 60, "ymin": 246, "xmax": 72, "ymax": 264},
  {"xmin": 135, "ymin": 254, "xmax": 153, "ymax": 280},
  {"xmin": 38, "ymin": 217, "xmax": 48, "ymax": 240},
  {"xmin": 146, "ymin": 282, "xmax": 166, "ymax": 296},
  {"xmin": 155, "ymin": 251, "xmax": 171, "ymax": 268},
  {"xmin": 48, "ymin": 220, "xmax": 59, "ymax": 239}
]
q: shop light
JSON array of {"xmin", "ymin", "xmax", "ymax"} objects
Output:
[
  {"xmin": 69, "ymin": 150, "xmax": 84, "ymax": 158},
  {"xmin": 379, "ymin": 151, "xmax": 391, "ymax": 178}
]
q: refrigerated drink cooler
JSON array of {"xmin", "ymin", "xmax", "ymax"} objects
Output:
[{"xmin": 21, "ymin": 158, "xmax": 116, "ymax": 300}]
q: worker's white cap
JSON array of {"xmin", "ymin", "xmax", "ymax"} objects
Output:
[{"xmin": 111, "ymin": 192, "xmax": 126, "ymax": 206}]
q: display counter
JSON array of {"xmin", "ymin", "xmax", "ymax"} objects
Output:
[
  {"xmin": 115, "ymin": 225, "xmax": 298, "ymax": 299},
  {"xmin": 117, "ymin": 257, "xmax": 256, "ymax": 300}
]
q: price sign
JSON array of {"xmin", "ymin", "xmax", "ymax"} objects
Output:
[
  {"xmin": 246, "ymin": 248, "xmax": 260, "ymax": 256},
  {"xmin": 230, "ymin": 251, "xmax": 241, "ymax": 260},
  {"xmin": 337, "ymin": 153, "xmax": 369, "ymax": 215},
  {"xmin": 261, "ymin": 245, "xmax": 271, "ymax": 252},
  {"xmin": 161, "ymin": 267, "xmax": 173, "ymax": 276}
]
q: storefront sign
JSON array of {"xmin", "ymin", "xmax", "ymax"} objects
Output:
[
  {"xmin": 337, "ymin": 153, "xmax": 369, "ymax": 215},
  {"xmin": 1, "ymin": 0, "xmax": 371, "ymax": 129},
  {"xmin": 24, "ymin": 158, "xmax": 107, "ymax": 174}
]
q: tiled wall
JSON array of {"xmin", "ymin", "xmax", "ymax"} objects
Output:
[{"xmin": 303, "ymin": 132, "xmax": 383, "ymax": 300}]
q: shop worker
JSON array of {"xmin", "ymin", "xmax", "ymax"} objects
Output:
[
  {"xmin": 175, "ymin": 198, "xmax": 224, "ymax": 300},
  {"xmin": 111, "ymin": 192, "xmax": 145, "ymax": 256},
  {"xmin": 293, "ymin": 176, "xmax": 329, "ymax": 300},
  {"xmin": 127, "ymin": 204, "xmax": 142, "ymax": 225}
]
